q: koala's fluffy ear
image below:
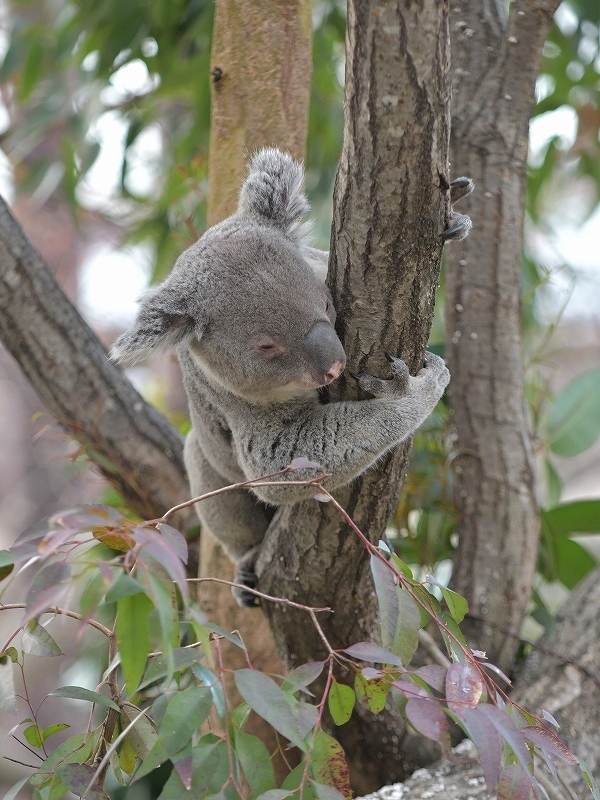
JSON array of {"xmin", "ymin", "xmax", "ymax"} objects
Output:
[
  {"xmin": 110, "ymin": 284, "xmax": 197, "ymax": 367},
  {"xmin": 238, "ymin": 148, "xmax": 309, "ymax": 240}
]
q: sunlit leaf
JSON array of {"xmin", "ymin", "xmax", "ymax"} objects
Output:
[
  {"xmin": 191, "ymin": 663, "xmax": 225, "ymax": 720},
  {"xmin": 119, "ymin": 733, "xmax": 139, "ymax": 775},
  {"xmin": 24, "ymin": 724, "xmax": 44, "ymax": 749},
  {"xmin": 327, "ymin": 680, "xmax": 355, "ymax": 726},
  {"xmin": 120, "ymin": 707, "xmax": 157, "ymax": 760},
  {"xmin": 439, "ymin": 587, "xmax": 469, "ymax": 624},
  {"xmin": 354, "ymin": 670, "xmax": 390, "ymax": 713},
  {"xmin": 50, "ymin": 686, "xmax": 120, "ymax": 712},
  {"xmin": 42, "ymin": 722, "xmax": 70, "ymax": 741},
  {"xmin": 235, "ymin": 669, "xmax": 306, "ymax": 749}
]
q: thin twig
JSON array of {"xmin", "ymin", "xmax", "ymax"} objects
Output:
[
  {"xmin": 187, "ymin": 577, "xmax": 332, "ymax": 614},
  {"xmin": 0, "ymin": 603, "xmax": 112, "ymax": 639},
  {"xmin": 157, "ymin": 467, "xmax": 328, "ymax": 523}
]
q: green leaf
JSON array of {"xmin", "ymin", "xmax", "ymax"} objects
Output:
[
  {"xmin": 310, "ymin": 731, "xmax": 352, "ymax": 800},
  {"xmin": 234, "ymin": 669, "xmax": 306, "ymax": 750},
  {"xmin": 256, "ymin": 792, "xmax": 293, "ymax": 800},
  {"xmin": 140, "ymin": 647, "xmax": 204, "ymax": 689},
  {"xmin": 0, "ymin": 655, "xmax": 16, "ymax": 713},
  {"xmin": 116, "ymin": 592, "xmax": 153, "ymax": 694},
  {"xmin": 24, "ymin": 724, "xmax": 44, "ymax": 749},
  {"xmin": 549, "ymin": 369, "xmax": 600, "ymax": 456},
  {"xmin": 158, "ymin": 685, "xmax": 213, "ymax": 755},
  {"xmin": 59, "ymin": 763, "xmax": 109, "ymax": 800},
  {"xmin": 554, "ymin": 537, "xmax": 596, "ymax": 589},
  {"xmin": 543, "ymin": 500, "xmax": 600, "ymax": 535},
  {"xmin": 120, "ymin": 706, "xmax": 157, "ymax": 760},
  {"xmin": 440, "ymin": 587, "xmax": 469, "ymax": 624},
  {"xmin": 191, "ymin": 664, "xmax": 225, "ymax": 720},
  {"xmin": 30, "ymin": 733, "xmax": 94, "ymax": 787},
  {"xmin": 105, "ymin": 574, "xmax": 146, "ymax": 603},
  {"xmin": 236, "ymin": 731, "xmax": 276, "ymax": 798},
  {"xmin": 354, "ymin": 670, "xmax": 390, "ymax": 714},
  {"xmin": 156, "ymin": 741, "xmax": 221, "ymax": 798},
  {"xmin": 50, "ymin": 686, "xmax": 120, "ymax": 712},
  {"xmin": 313, "ymin": 783, "xmax": 347, "ymax": 800},
  {"xmin": 327, "ymin": 680, "xmax": 355, "ymax": 726},
  {"xmin": 119, "ymin": 733, "xmax": 139, "ymax": 775},
  {"xmin": 282, "ymin": 762, "xmax": 314, "ymax": 800},
  {"xmin": 22, "ymin": 622, "xmax": 63, "ymax": 656},
  {"xmin": 42, "ymin": 723, "xmax": 70, "ymax": 741}
]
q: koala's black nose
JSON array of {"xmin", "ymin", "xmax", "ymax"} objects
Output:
[{"xmin": 303, "ymin": 321, "xmax": 346, "ymax": 381}]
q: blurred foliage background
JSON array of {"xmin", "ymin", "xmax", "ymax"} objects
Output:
[{"xmin": 0, "ymin": 0, "xmax": 600, "ymax": 638}]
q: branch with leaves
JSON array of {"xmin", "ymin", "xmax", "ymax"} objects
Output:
[{"xmin": 0, "ymin": 462, "xmax": 593, "ymax": 800}]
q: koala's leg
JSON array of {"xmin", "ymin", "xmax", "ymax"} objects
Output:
[{"xmin": 184, "ymin": 434, "xmax": 273, "ymax": 607}]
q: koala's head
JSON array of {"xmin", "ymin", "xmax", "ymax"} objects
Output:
[{"xmin": 111, "ymin": 149, "xmax": 346, "ymax": 404}]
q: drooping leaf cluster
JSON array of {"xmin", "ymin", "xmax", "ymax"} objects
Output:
[{"xmin": 0, "ymin": 466, "xmax": 592, "ymax": 800}]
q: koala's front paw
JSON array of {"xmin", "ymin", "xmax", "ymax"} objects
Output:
[
  {"xmin": 351, "ymin": 353, "xmax": 410, "ymax": 398},
  {"xmin": 442, "ymin": 176, "xmax": 474, "ymax": 242},
  {"xmin": 416, "ymin": 352, "xmax": 450, "ymax": 395}
]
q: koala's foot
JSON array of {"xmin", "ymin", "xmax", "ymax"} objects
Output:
[
  {"xmin": 350, "ymin": 354, "xmax": 410, "ymax": 398},
  {"xmin": 416, "ymin": 352, "xmax": 451, "ymax": 394},
  {"xmin": 232, "ymin": 546, "xmax": 260, "ymax": 608},
  {"xmin": 442, "ymin": 176, "xmax": 474, "ymax": 242}
]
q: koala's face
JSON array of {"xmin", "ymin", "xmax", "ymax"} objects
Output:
[
  {"xmin": 111, "ymin": 221, "xmax": 347, "ymax": 405},
  {"xmin": 186, "ymin": 229, "xmax": 346, "ymax": 403}
]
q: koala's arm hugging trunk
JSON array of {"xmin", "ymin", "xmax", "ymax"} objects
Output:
[{"xmin": 233, "ymin": 353, "xmax": 449, "ymax": 505}]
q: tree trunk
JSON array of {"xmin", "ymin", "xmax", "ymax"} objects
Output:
[
  {"xmin": 259, "ymin": 0, "xmax": 452, "ymax": 790},
  {"xmin": 445, "ymin": 0, "xmax": 561, "ymax": 673},
  {"xmin": 199, "ymin": 0, "xmax": 313, "ymax": 780}
]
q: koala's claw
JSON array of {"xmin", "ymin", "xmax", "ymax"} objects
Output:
[
  {"xmin": 443, "ymin": 176, "xmax": 474, "ymax": 243},
  {"xmin": 354, "ymin": 355, "xmax": 410, "ymax": 398},
  {"xmin": 233, "ymin": 563, "xmax": 260, "ymax": 608},
  {"xmin": 450, "ymin": 177, "xmax": 474, "ymax": 203}
]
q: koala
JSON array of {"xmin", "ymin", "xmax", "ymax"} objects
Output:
[{"xmin": 112, "ymin": 149, "xmax": 472, "ymax": 606}]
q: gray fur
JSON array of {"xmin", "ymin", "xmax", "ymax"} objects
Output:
[{"xmin": 112, "ymin": 149, "xmax": 457, "ymax": 606}]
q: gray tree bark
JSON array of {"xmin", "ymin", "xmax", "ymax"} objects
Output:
[
  {"xmin": 0, "ymin": 199, "xmax": 189, "ymax": 525},
  {"xmin": 258, "ymin": 0, "xmax": 453, "ymax": 790},
  {"xmin": 445, "ymin": 0, "xmax": 561, "ymax": 672}
]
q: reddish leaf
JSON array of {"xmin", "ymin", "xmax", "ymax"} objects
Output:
[
  {"xmin": 521, "ymin": 726, "xmax": 578, "ymax": 764},
  {"xmin": 477, "ymin": 705, "xmax": 533, "ymax": 772},
  {"xmin": 134, "ymin": 526, "xmax": 188, "ymax": 600},
  {"xmin": 445, "ymin": 662, "xmax": 483, "ymax": 716},
  {"xmin": 392, "ymin": 679, "xmax": 429, "ymax": 699},
  {"xmin": 405, "ymin": 697, "xmax": 450, "ymax": 746},
  {"xmin": 343, "ymin": 642, "xmax": 403, "ymax": 667},
  {"xmin": 481, "ymin": 662, "xmax": 512, "ymax": 685},
  {"xmin": 413, "ymin": 665, "xmax": 447, "ymax": 693},
  {"xmin": 23, "ymin": 562, "xmax": 70, "ymax": 624},
  {"xmin": 310, "ymin": 730, "xmax": 352, "ymax": 800},
  {"xmin": 463, "ymin": 707, "xmax": 502, "ymax": 791},
  {"xmin": 59, "ymin": 763, "xmax": 109, "ymax": 800},
  {"xmin": 172, "ymin": 748, "xmax": 193, "ymax": 790},
  {"xmin": 497, "ymin": 765, "xmax": 533, "ymax": 800},
  {"xmin": 283, "ymin": 661, "xmax": 325, "ymax": 693},
  {"xmin": 37, "ymin": 528, "xmax": 77, "ymax": 559},
  {"xmin": 361, "ymin": 667, "xmax": 383, "ymax": 680},
  {"xmin": 157, "ymin": 523, "xmax": 188, "ymax": 564},
  {"xmin": 50, "ymin": 505, "xmax": 123, "ymax": 530}
]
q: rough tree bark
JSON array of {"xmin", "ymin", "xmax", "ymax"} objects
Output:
[
  {"xmin": 199, "ymin": 0, "xmax": 313, "ymax": 779},
  {"xmin": 258, "ymin": 0, "xmax": 453, "ymax": 790},
  {"xmin": 445, "ymin": 0, "xmax": 561, "ymax": 673},
  {"xmin": 0, "ymin": 200, "xmax": 188, "ymax": 524}
]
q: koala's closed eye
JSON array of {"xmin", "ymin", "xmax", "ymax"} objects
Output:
[{"xmin": 254, "ymin": 339, "xmax": 286, "ymax": 358}]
